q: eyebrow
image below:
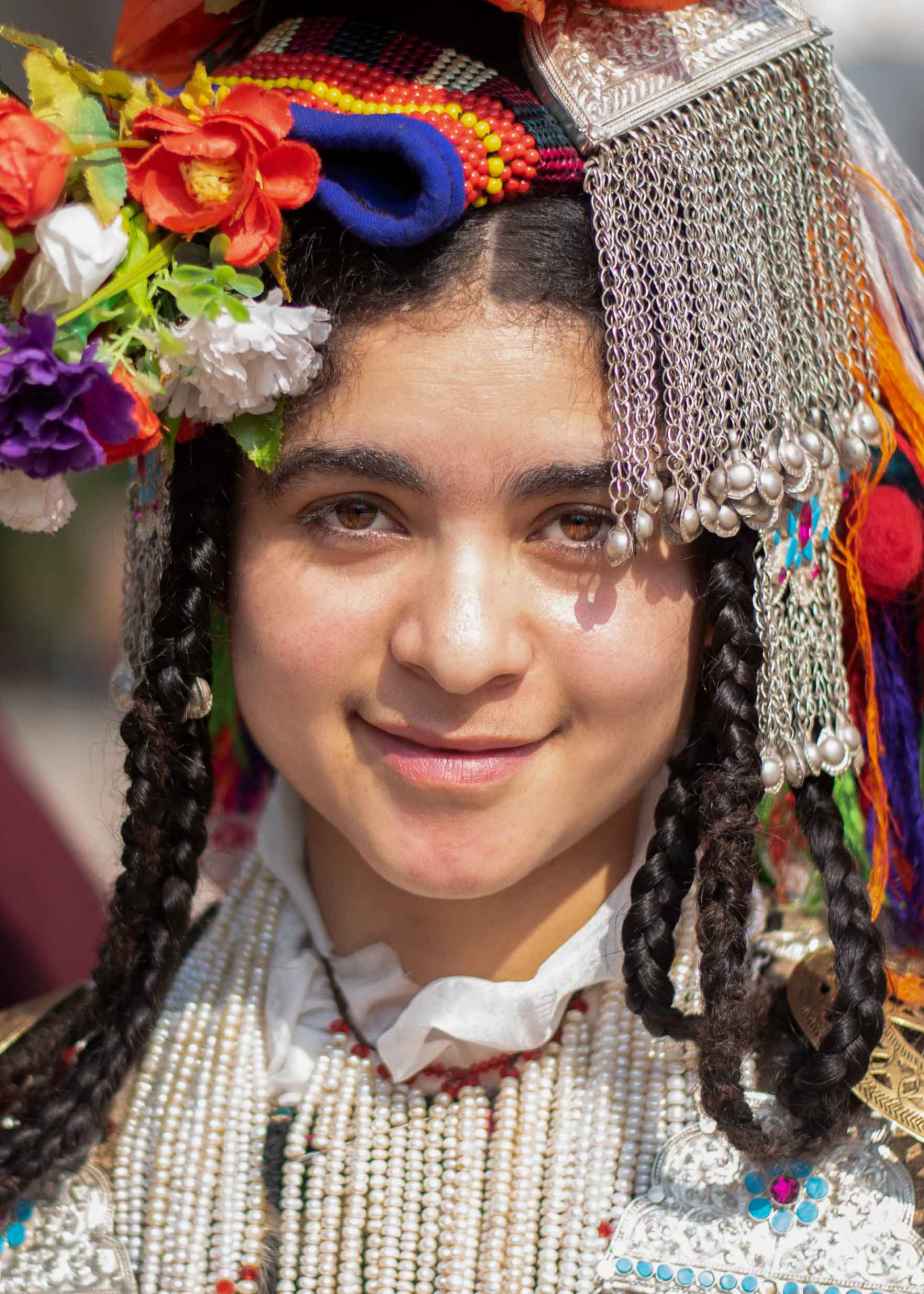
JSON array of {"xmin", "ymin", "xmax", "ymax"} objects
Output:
[{"xmin": 261, "ymin": 443, "xmax": 614, "ymax": 501}]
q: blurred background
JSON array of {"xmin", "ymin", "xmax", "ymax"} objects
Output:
[{"xmin": 0, "ymin": 0, "xmax": 922, "ymax": 1006}]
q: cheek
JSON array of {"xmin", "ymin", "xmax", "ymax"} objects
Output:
[
  {"xmin": 555, "ymin": 573, "xmax": 701, "ymax": 745},
  {"xmin": 228, "ymin": 543, "xmax": 387, "ymax": 737}
]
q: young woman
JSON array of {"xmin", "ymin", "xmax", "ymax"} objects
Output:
[{"xmin": 0, "ymin": 2, "xmax": 922, "ymax": 1292}]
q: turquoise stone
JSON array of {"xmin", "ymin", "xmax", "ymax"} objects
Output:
[
  {"xmin": 699, "ymin": 1273, "xmax": 715, "ymax": 1288},
  {"xmin": 14, "ymin": 1201, "xmax": 33, "ymax": 1222},
  {"xmin": 770, "ymin": 1209, "xmax": 794, "ymax": 1235},
  {"xmin": 796, "ymin": 1201, "xmax": 819, "ymax": 1225},
  {"xmin": 741, "ymin": 1278, "xmax": 759, "ymax": 1292},
  {"xmin": 0, "ymin": 1235, "xmax": 5, "ymax": 1253},
  {"xmin": 783, "ymin": 1285, "xmax": 799, "ymax": 1294},
  {"xmin": 846, "ymin": 1289, "xmax": 862, "ymax": 1294},
  {"xmin": 677, "ymin": 1269, "xmax": 694, "ymax": 1287},
  {"xmin": 616, "ymin": 1258, "xmax": 634, "ymax": 1275},
  {"xmin": 719, "ymin": 1276, "xmax": 737, "ymax": 1291},
  {"xmin": 748, "ymin": 1197, "xmax": 772, "ymax": 1222},
  {"xmin": 6, "ymin": 1223, "xmax": 25, "ymax": 1248},
  {"xmin": 657, "ymin": 1265, "xmax": 674, "ymax": 1282},
  {"xmin": 805, "ymin": 1177, "xmax": 828, "ymax": 1200},
  {"xmin": 804, "ymin": 1284, "xmax": 820, "ymax": 1294},
  {"xmin": 638, "ymin": 1261, "xmax": 655, "ymax": 1278},
  {"xmin": 744, "ymin": 1171, "xmax": 765, "ymax": 1194},
  {"xmin": 823, "ymin": 1286, "xmax": 839, "ymax": 1294},
  {"xmin": 792, "ymin": 1161, "xmax": 812, "ymax": 1178}
]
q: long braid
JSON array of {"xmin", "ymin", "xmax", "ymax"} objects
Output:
[
  {"xmin": 783, "ymin": 775, "xmax": 886, "ymax": 1139},
  {"xmin": 0, "ymin": 431, "xmax": 236, "ymax": 1210},
  {"xmin": 620, "ymin": 712, "xmax": 711, "ymax": 1040},
  {"xmin": 693, "ymin": 537, "xmax": 770, "ymax": 1155}
]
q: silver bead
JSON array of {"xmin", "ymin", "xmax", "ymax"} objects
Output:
[
  {"xmin": 679, "ymin": 504, "xmax": 702, "ymax": 543},
  {"xmin": 778, "ymin": 439, "xmax": 806, "ymax": 476},
  {"xmin": 798, "ymin": 428, "xmax": 823, "ymax": 462},
  {"xmin": 803, "ymin": 740, "xmax": 822, "ymax": 775},
  {"xmin": 819, "ymin": 733, "xmax": 848, "ymax": 773},
  {"xmin": 760, "ymin": 752, "xmax": 784, "ymax": 794},
  {"xmin": 183, "ymin": 676, "xmax": 213, "ymax": 721},
  {"xmin": 838, "ymin": 433, "xmax": 870, "ymax": 473},
  {"xmin": 840, "ymin": 723, "xmax": 863, "ymax": 752},
  {"xmin": 714, "ymin": 504, "xmax": 741, "ymax": 538},
  {"xmin": 848, "ymin": 397, "xmax": 881, "ymax": 446},
  {"xmin": 109, "ymin": 658, "xmax": 136, "ymax": 713},
  {"xmin": 696, "ymin": 493, "xmax": 719, "ymax": 528},
  {"xmin": 643, "ymin": 473, "xmax": 664, "ymax": 512},
  {"xmin": 633, "ymin": 509, "xmax": 656, "ymax": 545},
  {"xmin": 605, "ymin": 522, "xmax": 635, "ymax": 567},
  {"xmin": 782, "ymin": 746, "xmax": 806, "ymax": 789},
  {"xmin": 706, "ymin": 466, "xmax": 728, "ymax": 502},
  {"xmin": 725, "ymin": 459, "xmax": 757, "ymax": 499},
  {"xmin": 757, "ymin": 467, "xmax": 783, "ymax": 504}
]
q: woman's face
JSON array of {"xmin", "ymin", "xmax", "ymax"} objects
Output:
[{"xmin": 231, "ymin": 303, "xmax": 702, "ymax": 900}]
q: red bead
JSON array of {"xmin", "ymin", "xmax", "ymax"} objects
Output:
[
  {"xmin": 215, "ymin": 1281, "xmax": 236, "ymax": 1294},
  {"xmin": 488, "ymin": 191, "xmax": 505, "ymax": 205},
  {"xmin": 598, "ymin": 1221, "xmax": 614, "ymax": 1238},
  {"xmin": 572, "ymin": 996, "xmax": 589, "ymax": 1013},
  {"xmin": 511, "ymin": 159, "xmax": 528, "ymax": 176},
  {"xmin": 525, "ymin": 148, "xmax": 540, "ymax": 165},
  {"xmin": 328, "ymin": 1018, "xmax": 350, "ymax": 1034},
  {"xmin": 525, "ymin": 166, "xmax": 537, "ymax": 180},
  {"xmin": 351, "ymin": 1043, "xmax": 372, "ymax": 1058},
  {"xmin": 239, "ymin": 1267, "xmax": 260, "ymax": 1283},
  {"xmin": 523, "ymin": 134, "xmax": 536, "ymax": 149},
  {"xmin": 501, "ymin": 144, "xmax": 517, "ymax": 162}
]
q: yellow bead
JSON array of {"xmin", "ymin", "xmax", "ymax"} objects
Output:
[
  {"xmin": 483, "ymin": 132, "xmax": 502, "ymax": 153},
  {"xmin": 327, "ymin": 88, "xmax": 342, "ymax": 104},
  {"xmin": 315, "ymin": 81, "xmax": 328, "ymax": 94},
  {"xmin": 446, "ymin": 102, "xmax": 462, "ymax": 118},
  {"xmin": 340, "ymin": 94, "xmax": 355, "ymax": 110},
  {"xmin": 487, "ymin": 156, "xmax": 504, "ymax": 177},
  {"xmin": 474, "ymin": 196, "xmax": 488, "ymax": 208},
  {"xmin": 430, "ymin": 104, "xmax": 444, "ymax": 114},
  {"xmin": 474, "ymin": 119, "xmax": 490, "ymax": 138},
  {"xmin": 485, "ymin": 177, "xmax": 503, "ymax": 195},
  {"xmin": 460, "ymin": 111, "xmax": 478, "ymax": 128}
]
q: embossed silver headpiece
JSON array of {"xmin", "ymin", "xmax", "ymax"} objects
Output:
[{"xmin": 522, "ymin": 0, "xmax": 885, "ymax": 794}]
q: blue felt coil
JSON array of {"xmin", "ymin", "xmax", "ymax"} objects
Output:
[{"xmin": 288, "ymin": 105, "xmax": 467, "ymax": 247}]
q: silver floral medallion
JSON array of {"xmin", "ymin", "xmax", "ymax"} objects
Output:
[
  {"xmin": 0, "ymin": 1167, "xmax": 136, "ymax": 1294},
  {"xmin": 596, "ymin": 1101, "xmax": 924, "ymax": 1294}
]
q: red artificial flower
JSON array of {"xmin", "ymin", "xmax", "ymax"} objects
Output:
[
  {"xmin": 126, "ymin": 85, "xmax": 321, "ymax": 267},
  {"xmin": 0, "ymin": 98, "xmax": 72, "ymax": 231},
  {"xmin": 101, "ymin": 365, "xmax": 164, "ymax": 463}
]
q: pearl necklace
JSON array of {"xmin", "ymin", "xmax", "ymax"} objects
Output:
[{"xmin": 112, "ymin": 856, "xmax": 706, "ymax": 1294}]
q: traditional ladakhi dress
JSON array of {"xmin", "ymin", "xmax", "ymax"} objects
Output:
[{"xmin": 0, "ymin": 773, "xmax": 922, "ymax": 1294}]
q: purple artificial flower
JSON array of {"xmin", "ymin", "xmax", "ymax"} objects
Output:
[{"xmin": 0, "ymin": 313, "xmax": 134, "ymax": 479}]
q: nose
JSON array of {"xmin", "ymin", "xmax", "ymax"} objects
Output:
[{"xmin": 389, "ymin": 541, "xmax": 532, "ymax": 694}]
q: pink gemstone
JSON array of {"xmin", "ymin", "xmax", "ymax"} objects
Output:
[
  {"xmin": 769, "ymin": 1175, "xmax": 800, "ymax": 1206},
  {"xmin": 798, "ymin": 503, "xmax": 813, "ymax": 547}
]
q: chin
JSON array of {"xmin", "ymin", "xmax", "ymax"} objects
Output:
[{"xmin": 371, "ymin": 844, "xmax": 532, "ymax": 902}]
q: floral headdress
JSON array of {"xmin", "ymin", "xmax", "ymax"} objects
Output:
[{"xmin": 1, "ymin": 1, "xmax": 924, "ymax": 977}]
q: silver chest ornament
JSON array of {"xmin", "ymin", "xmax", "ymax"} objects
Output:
[
  {"xmin": 0, "ymin": 1167, "xmax": 136, "ymax": 1294},
  {"xmin": 595, "ymin": 1099, "xmax": 924, "ymax": 1294}
]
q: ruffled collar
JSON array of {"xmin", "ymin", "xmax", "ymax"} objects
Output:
[{"xmin": 257, "ymin": 771, "xmax": 665, "ymax": 1090}]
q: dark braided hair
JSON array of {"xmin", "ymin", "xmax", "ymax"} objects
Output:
[
  {"xmin": 621, "ymin": 529, "xmax": 887, "ymax": 1156},
  {"xmin": 0, "ymin": 188, "xmax": 887, "ymax": 1206},
  {"xmin": 0, "ymin": 431, "xmax": 235, "ymax": 1206}
]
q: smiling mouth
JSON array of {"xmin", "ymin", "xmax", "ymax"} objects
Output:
[{"xmin": 353, "ymin": 716, "xmax": 551, "ymax": 786}]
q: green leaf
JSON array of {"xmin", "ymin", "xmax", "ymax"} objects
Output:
[
  {"xmin": 209, "ymin": 233, "xmax": 231, "ymax": 264},
  {"xmin": 227, "ymin": 406, "xmax": 283, "ymax": 473},
  {"xmin": 222, "ymin": 295, "xmax": 250, "ymax": 323},
  {"xmin": 24, "ymin": 48, "xmax": 83, "ymax": 134},
  {"xmin": 230, "ymin": 272, "xmax": 263, "ymax": 298}
]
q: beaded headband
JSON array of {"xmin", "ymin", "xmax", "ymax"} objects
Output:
[{"xmin": 0, "ymin": 3, "xmax": 923, "ymax": 953}]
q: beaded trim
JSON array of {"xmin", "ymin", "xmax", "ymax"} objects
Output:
[{"xmin": 218, "ymin": 15, "xmax": 584, "ymax": 211}]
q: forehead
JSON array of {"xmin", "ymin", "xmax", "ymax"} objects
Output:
[{"xmin": 278, "ymin": 306, "xmax": 610, "ymax": 498}]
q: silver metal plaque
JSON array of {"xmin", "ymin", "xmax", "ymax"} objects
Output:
[{"xmin": 522, "ymin": 0, "xmax": 825, "ymax": 152}]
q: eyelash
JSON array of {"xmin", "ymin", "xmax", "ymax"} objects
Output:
[{"xmin": 296, "ymin": 495, "xmax": 616, "ymax": 562}]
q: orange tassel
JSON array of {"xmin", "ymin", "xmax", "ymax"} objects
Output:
[{"xmin": 832, "ymin": 387, "xmax": 896, "ymax": 922}]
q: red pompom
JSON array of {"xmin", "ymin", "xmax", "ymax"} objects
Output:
[{"xmin": 858, "ymin": 485, "xmax": 924, "ymax": 602}]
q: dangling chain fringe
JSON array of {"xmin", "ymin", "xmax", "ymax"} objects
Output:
[{"xmin": 586, "ymin": 39, "xmax": 886, "ymax": 792}]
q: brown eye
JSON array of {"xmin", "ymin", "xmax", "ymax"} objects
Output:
[
  {"xmin": 334, "ymin": 499, "xmax": 380, "ymax": 530},
  {"xmin": 557, "ymin": 510, "xmax": 606, "ymax": 544}
]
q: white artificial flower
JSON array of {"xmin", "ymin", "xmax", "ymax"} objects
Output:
[
  {"xmin": 0, "ymin": 225, "xmax": 13, "ymax": 279},
  {"xmin": 158, "ymin": 289, "xmax": 332, "ymax": 425},
  {"xmin": 0, "ymin": 469, "xmax": 77, "ymax": 533},
  {"xmin": 21, "ymin": 203, "xmax": 129, "ymax": 317}
]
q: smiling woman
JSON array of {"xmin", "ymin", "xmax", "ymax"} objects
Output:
[{"xmin": 1, "ymin": 3, "xmax": 924, "ymax": 1293}]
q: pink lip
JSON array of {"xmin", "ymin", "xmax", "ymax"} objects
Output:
[{"xmin": 355, "ymin": 718, "xmax": 549, "ymax": 786}]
